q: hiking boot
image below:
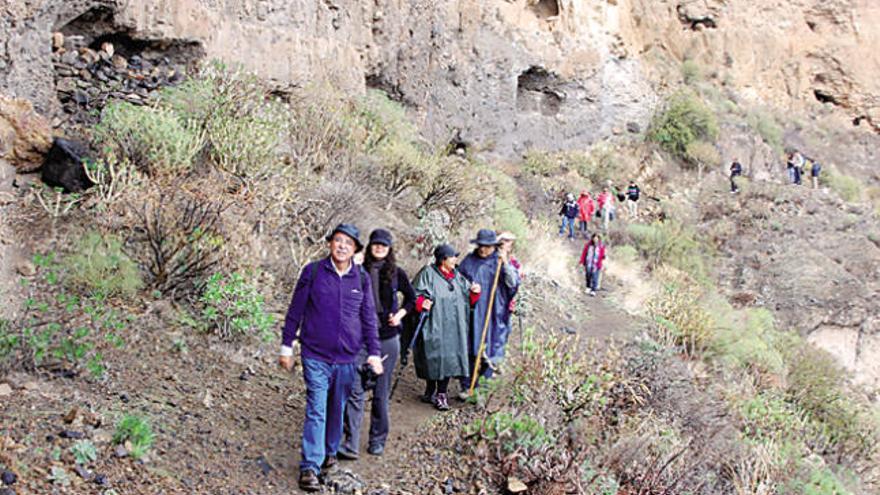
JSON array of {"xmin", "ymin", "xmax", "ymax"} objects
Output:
[
  {"xmin": 433, "ymin": 392, "xmax": 450, "ymax": 411},
  {"xmin": 367, "ymin": 444, "xmax": 384, "ymax": 456},
  {"xmin": 337, "ymin": 446, "xmax": 359, "ymax": 461},
  {"xmin": 321, "ymin": 455, "xmax": 337, "ymax": 471},
  {"xmin": 299, "ymin": 469, "xmax": 321, "ymax": 492}
]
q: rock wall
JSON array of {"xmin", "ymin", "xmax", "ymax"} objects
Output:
[{"xmin": 0, "ymin": 0, "xmax": 878, "ymax": 153}]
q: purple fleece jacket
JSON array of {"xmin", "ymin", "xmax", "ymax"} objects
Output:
[{"xmin": 281, "ymin": 258, "xmax": 380, "ymax": 363}]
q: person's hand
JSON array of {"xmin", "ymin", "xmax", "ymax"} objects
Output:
[
  {"xmin": 278, "ymin": 355, "xmax": 294, "ymax": 371},
  {"xmin": 422, "ymin": 299, "xmax": 433, "ymax": 311},
  {"xmin": 388, "ymin": 309, "xmax": 406, "ymax": 327},
  {"xmin": 471, "ymin": 282, "xmax": 481, "ymax": 294},
  {"xmin": 367, "ymin": 355, "xmax": 384, "ymax": 375}
]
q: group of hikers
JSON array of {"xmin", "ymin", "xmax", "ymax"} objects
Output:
[
  {"xmin": 729, "ymin": 151, "xmax": 823, "ymax": 193},
  {"xmin": 278, "ymin": 224, "xmax": 520, "ymax": 491},
  {"xmin": 558, "ymin": 180, "xmax": 641, "ymax": 238}
]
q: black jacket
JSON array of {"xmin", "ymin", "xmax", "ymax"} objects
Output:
[{"xmin": 369, "ymin": 265, "xmax": 417, "ymax": 340}]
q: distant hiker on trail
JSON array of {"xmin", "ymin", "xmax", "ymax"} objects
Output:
[
  {"xmin": 558, "ymin": 193, "xmax": 580, "ymax": 241},
  {"xmin": 786, "ymin": 152, "xmax": 796, "ymax": 184},
  {"xmin": 576, "ymin": 191, "xmax": 595, "ymax": 236},
  {"xmin": 579, "ymin": 233, "xmax": 606, "ymax": 296},
  {"xmin": 279, "ymin": 223, "xmax": 384, "ymax": 492},
  {"xmin": 729, "ymin": 159, "xmax": 743, "ymax": 193},
  {"xmin": 810, "ymin": 159, "xmax": 822, "ymax": 189},
  {"xmin": 626, "ymin": 181, "xmax": 641, "ymax": 218},
  {"xmin": 458, "ymin": 229, "xmax": 520, "ymax": 399},
  {"xmin": 411, "ymin": 244, "xmax": 474, "ymax": 411},
  {"xmin": 596, "ymin": 187, "xmax": 616, "ymax": 231},
  {"xmin": 792, "ymin": 151, "xmax": 804, "ymax": 185},
  {"xmin": 339, "ymin": 229, "xmax": 415, "ymax": 459}
]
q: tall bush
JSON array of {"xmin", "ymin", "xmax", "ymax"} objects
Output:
[{"xmin": 648, "ymin": 91, "xmax": 719, "ymax": 159}]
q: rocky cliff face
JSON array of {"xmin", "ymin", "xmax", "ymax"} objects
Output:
[{"xmin": 1, "ymin": 0, "xmax": 878, "ymax": 154}]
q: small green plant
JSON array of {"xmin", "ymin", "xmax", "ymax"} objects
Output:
[
  {"xmin": 94, "ymin": 101, "xmax": 205, "ymax": 176},
  {"xmin": 747, "ymin": 110, "xmax": 783, "ymax": 153},
  {"xmin": 522, "ymin": 150, "xmax": 563, "ymax": 177},
  {"xmin": 681, "ymin": 59, "xmax": 702, "ymax": 85},
  {"xmin": 82, "ymin": 153, "xmax": 143, "ymax": 208},
  {"xmin": 825, "ymin": 168, "xmax": 862, "ymax": 202},
  {"xmin": 70, "ymin": 440, "xmax": 97, "ymax": 465},
  {"xmin": 113, "ymin": 414, "xmax": 154, "ymax": 460},
  {"xmin": 199, "ymin": 271, "xmax": 275, "ymax": 341},
  {"xmin": 48, "ymin": 466, "xmax": 70, "ymax": 486},
  {"xmin": 626, "ymin": 220, "xmax": 709, "ymax": 281},
  {"xmin": 795, "ymin": 467, "xmax": 853, "ymax": 495},
  {"xmin": 684, "ymin": 140, "xmax": 720, "ymax": 179},
  {"xmin": 466, "ymin": 411, "xmax": 551, "ymax": 454},
  {"xmin": 31, "ymin": 185, "xmax": 83, "ymax": 230},
  {"xmin": 647, "ymin": 271, "xmax": 712, "ymax": 356},
  {"xmin": 0, "ymin": 318, "xmax": 18, "ymax": 360},
  {"xmin": 63, "ymin": 231, "xmax": 142, "ymax": 299},
  {"xmin": 648, "ymin": 90, "xmax": 719, "ymax": 160}
]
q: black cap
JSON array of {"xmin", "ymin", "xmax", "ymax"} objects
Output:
[
  {"xmin": 470, "ymin": 228, "xmax": 498, "ymax": 246},
  {"xmin": 369, "ymin": 228, "xmax": 393, "ymax": 247},
  {"xmin": 433, "ymin": 243, "xmax": 459, "ymax": 263},
  {"xmin": 326, "ymin": 223, "xmax": 364, "ymax": 253}
]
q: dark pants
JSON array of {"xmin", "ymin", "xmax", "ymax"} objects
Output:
[
  {"xmin": 341, "ymin": 336, "xmax": 400, "ymax": 453},
  {"xmin": 730, "ymin": 174, "xmax": 740, "ymax": 192},
  {"xmin": 586, "ymin": 266, "xmax": 600, "ymax": 291}
]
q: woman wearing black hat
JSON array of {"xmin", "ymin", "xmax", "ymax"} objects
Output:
[
  {"xmin": 409, "ymin": 244, "xmax": 476, "ymax": 411},
  {"xmin": 339, "ymin": 229, "xmax": 416, "ymax": 458}
]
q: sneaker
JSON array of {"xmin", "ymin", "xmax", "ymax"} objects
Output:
[
  {"xmin": 590, "ymin": 290, "xmax": 596, "ymax": 297},
  {"xmin": 337, "ymin": 446, "xmax": 359, "ymax": 461},
  {"xmin": 321, "ymin": 455, "xmax": 337, "ymax": 471},
  {"xmin": 298, "ymin": 469, "xmax": 321, "ymax": 492},
  {"xmin": 433, "ymin": 392, "xmax": 450, "ymax": 411},
  {"xmin": 456, "ymin": 390, "xmax": 471, "ymax": 401},
  {"xmin": 367, "ymin": 444, "xmax": 384, "ymax": 456}
]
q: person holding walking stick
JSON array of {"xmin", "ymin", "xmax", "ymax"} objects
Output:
[
  {"xmin": 410, "ymin": 244, "xmax": 475, "ymax": 411},
  {"xmin": 457, "ymin": 229, "xmax": 521, "ymax": 400}
]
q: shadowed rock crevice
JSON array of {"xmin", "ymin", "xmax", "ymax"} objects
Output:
[
  {"xmin": 530, "ymin": 0, "xmax": 560, "ymax": 19},
  {"xmin": 516, "ymin": 66, "xmax": 565, "ymax": 116}
]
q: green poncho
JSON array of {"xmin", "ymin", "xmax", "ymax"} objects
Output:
[{"xmin": 411, "ymin": 264, "xmax": 471, "ymax": 381}]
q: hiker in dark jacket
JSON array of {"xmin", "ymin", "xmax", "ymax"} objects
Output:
[
  {"xmin": 810, "ymin": 159, "xmax": 822, "ymax": 189},
  {"xmin": 411, "ymin": 244, "xmax": 475, "ymax": 411},
  {"xmin": 730, "ymin": 159, "xmax": 743, "ymax": 193},
  {"xmin": 339, "ymin": 229, "xmax": 415, "ymax": 459},
  {"xmin": 558, "ymin": 192, "xmax": 580, "ymax": 240},
  {"xmin": 279, "ymin": 223, "xmax": 383, "ymax": 492},
  {"xmin": 457, "ymin": 229, "xmax": 520, "ymax": 398},
  {"xmin": 626, "ymin": 181, "xmax": 641, "ymax": 218}
]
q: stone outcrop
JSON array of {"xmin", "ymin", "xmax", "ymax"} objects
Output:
[
  {"xmin": 0, "ymin": 95, "xmax": 53, "ymax": 172},
  {"xmin": 1, "ymin": 0, "xmax": 879, "ymax": 152}
]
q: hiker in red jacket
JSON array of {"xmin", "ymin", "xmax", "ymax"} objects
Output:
[
  {"xmin": 576, "ymin": 191, "xmax": 595, "ymax": 237},
  {"xmin": 579, "ymin": 233, "xmax": 606, "ymax": 296}
]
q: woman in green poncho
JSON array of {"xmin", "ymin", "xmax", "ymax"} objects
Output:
[{"xmin": 411, "ymin": 243, "xmax": 479, "ymax": 411}]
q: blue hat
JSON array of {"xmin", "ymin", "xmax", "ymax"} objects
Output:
[
  {"xmin": 326, "ymin": 223, "xmax": 364, "ymax": 252},
  {"xmin": 470, "ymin": 228, "xmax": 498, "ymax": 246},
  {"xmin": 433, "ymin": 243, "xmax": 459, "ymax": 263},
  {"xmin": 369, "ymin": 228, "xmax": 393, "ymax": 247}
]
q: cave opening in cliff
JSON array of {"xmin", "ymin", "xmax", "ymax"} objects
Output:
[
  {"xmin": 365, "ymin": 73, "xmax": 411, "ymax": 107},
  {"xmin": 517, "ymin": 66, "xmax": 564, "ymax": 116},
  {"xmin": 813, "ymin": 89, "xmax": 838, "ymax": 105},
  {"xmin": 530, "ymin": 0, "xmax": 560, "ymax": 19}
]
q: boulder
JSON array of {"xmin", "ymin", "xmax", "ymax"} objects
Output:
[
  {"xmin": 0, "ymin": 95, "xmax": 53, "ymax": 172},
  {"xmin": 40, "ymin": 138, "xmax": 93, "ymax": 193}
]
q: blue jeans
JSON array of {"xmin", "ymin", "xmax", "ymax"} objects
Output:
[
  {"xmin": 300, "ymin": 357, "xmax": 356, "ymax": 473},
  {"xmin": 559, "ymin": 216, "xmax": 576, "ymax": 238},
  {"xmin": 586, "ymin": 267, "xmax": 600, "ymax": 291}
]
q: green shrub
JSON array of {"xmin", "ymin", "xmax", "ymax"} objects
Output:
[
  {"xmin": 198, "ymin": 272, "xmax": 275, "ymax": 341},
  {"xmin": 94, "ymin": 102, "xmax": 205, "ymax": 176},
  {"xmin": 681, "ymin": 60, "xmax": 702, "ymax": 85},
  {"xmin": 708, "ymin": 303, "xmax": 789, "ymax": 376},
  {"xmin": 796, "ymin": 467, "xmax": 853, "ymax": 495},
  {"xmin": 684, "ymin": 140, "xmax": 720, "ymax": 178},
  {"xmin": 626, "ymin": 220, "xmax": 709, "ymax": 281},
  {"xmin": 0, "ymin": 318, "xmax": 17, "ymax": 361},
  {"xmin": 647, "ymin": 274, "xmax": 712, "ymax": 356},
  {"xmin": 113, "ymin": 414, "xmax": 154, "ymax": 460},
  {"xmin": 825, "ymin": 169, "xmax": 863, "ymax": 202},
  {"xmin": 648, "ymin": 91, "xmax": 719, "ymax": 159},
  {"xmin": 522, "ymin": 150, "xmax": 563, "ymax": 177},
  {"xmin": 739, "ymin": 391, "xmax": 811, "ymax": 442},
  {"xmin": 465, "ymin": 411, "xmax": 551, "ymax": 454},
  {"xmin": 63, "ymin": 231, "xmax": 142, "ymax": 299},
  {"xmin": 747, "ymin": 111, "xmax": 783, "ymax": 153}
]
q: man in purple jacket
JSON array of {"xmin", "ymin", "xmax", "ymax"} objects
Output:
[{"xmin": 278, "ymin": 223, "xmax": 384, "ymax": 492}]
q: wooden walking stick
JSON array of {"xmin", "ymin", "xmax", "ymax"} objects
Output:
[{"xmin": 468, "ymin": 258, "xmax": 503, "ymax": 395}]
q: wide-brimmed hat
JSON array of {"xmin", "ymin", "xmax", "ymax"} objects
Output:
[
  {"xmin": 326, "ymin": 223, "xmax": 364, "ymax": 252},
  {"xmin": 470, "ymin": 229, "xmax": 498, "ymax": 246},
  {"xmin": 433, "ymin": 243, "xmax": 459, "ymax": 263},
  {"xmin": 369, "ymin": 228, "xmax": 393, "ymax": 247}
]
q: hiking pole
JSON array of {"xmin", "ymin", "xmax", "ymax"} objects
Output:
[
  {"xmin": 389, "ymin": 310, "xmax": 429, "ymax": 401},
  {"xmin": 468, "ymin": 258, "xmax": 503, "ymax": 396}
]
